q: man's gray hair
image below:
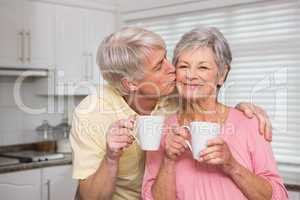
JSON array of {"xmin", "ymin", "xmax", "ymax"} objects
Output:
[
  {"xmin": 172, "ymin": 26, "xmax": 232, "ymax": 76},
  {"xmin": 97, "ymin": 27, "xmax": 166, "ymax": 95}
]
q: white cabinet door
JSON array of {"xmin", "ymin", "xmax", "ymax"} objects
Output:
[
  {"xmin": 86, "ymin": 10, "xmax": 115, "ymax": 85},
  {"xmin": 34, "ymin": 4, "xmax": 116, "ymax": 95},
  {"xmin": 0, "ymin": 0, "xmax": 24, "ymax": 66},
  {"xmin": 55, "ymin": 5, "xmax": 87, "ymax": 84},
  {"xmin": 0, "ymin": 169, "xmax": 41, "ymax": 200},
  {"xmin": 42, "ymin": 165, "xmax": 78, "ymax": 200},
  {"xmin": 24, "ymin": 1, "xmax": 55, "ymax": 68}
]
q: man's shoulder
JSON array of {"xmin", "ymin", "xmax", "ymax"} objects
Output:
[{"xmin": 74, "ymin": 84, "xmax": 123, "ymax": 115}]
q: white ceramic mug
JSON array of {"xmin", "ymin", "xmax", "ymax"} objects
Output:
[
  {"xmin": 183, "ymin": 121, "xmax": 220, "ymax": 160},
  {"xmin": 135, "ymin": 115, "xmax": 165, "ymax": 151}
]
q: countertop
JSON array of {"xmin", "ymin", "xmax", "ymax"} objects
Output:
[
  {"xmin": 0, "ymin": 152, "xmax": 299, "ymax": 192},
  {"xmin": 0, "ymin": 153, "xmax": 72, "ymax": 174}
]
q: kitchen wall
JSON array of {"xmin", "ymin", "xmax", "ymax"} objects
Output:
[{"xmin": 0, "ymin": 76, "xmax": 80, "ymax": 146}]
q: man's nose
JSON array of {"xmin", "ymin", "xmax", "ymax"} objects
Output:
[{"xmin": 164, "ymin": 59, "xmax": 175, "ymax": 74}]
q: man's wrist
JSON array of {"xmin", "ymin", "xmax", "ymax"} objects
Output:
[{"xmin": 105, "ymin": 154, "xmax": 119, "ymax": 166}]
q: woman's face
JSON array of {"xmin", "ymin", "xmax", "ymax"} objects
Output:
[{"xmin": 176, "ymin": 47, "xmax": 225, "ymax": 100}]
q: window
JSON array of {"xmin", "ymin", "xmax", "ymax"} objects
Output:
[{"xmin": 125, "ymin": 0, "xmax": 300, "ymax": 184}]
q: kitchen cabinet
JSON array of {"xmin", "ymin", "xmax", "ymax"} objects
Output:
[
  {"xmin": 36, "ymin": 4, "xmax": 116, "ymax": 95},
  {"xmin": 55, "ymin": 5, "xmax": 115, "ymax": 86},
  {"xmin": 0, "ymin": 169, "xmax": 42, "ymax": 200},
  {"xmin": 0, "ymin": 0, "xmax": 24, "ymax": 67},
  {"xmin": 0, "ymin": 0, "xmax": 55, "ymax": 69},
  {"xmin": 55, "ymin": 5, "xmax": 87, "ymax": 84},
  {"xmin": 0, "ymin": 0, "xmax": 116, "ymax": 95},
  {"xmin": 86, "ymin": 9, "xmax": 115, "ymax": 85},
  {"xmin": 42, "ymin": 165, "xmax": 78, "ymax": 200},
  {"xmin": 24, "ymin": 0, "xmax": 56, "ymax": 68},
  {"xmin": 0, "ymin": 165, "xmax": 77, "ymax": 200}
]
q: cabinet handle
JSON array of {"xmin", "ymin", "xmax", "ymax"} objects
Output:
[
  {"xmin": 26, "ymin": 31, "xmax": 31, "ymax": 63},
  {"xmin": 89, "ymin": 53, "xmax": 93, "ymax": 80},
  {"xmin": 47, "ymin": 180, "xmax": 51, "ymax": 200},
  {"xmin": 83, "ymin": 52, "xmax": 88, "ymax": 80},
  {"xmin": 19, "ymin": 31, "xmax": 24, "ymax": 63}
]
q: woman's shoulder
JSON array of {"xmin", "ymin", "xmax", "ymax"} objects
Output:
[
  {"xmin": 228, "ymin": 108, "xmax": 259, "ymax": 128},
  {"xmin": 227, "ymin": 108, "xmax": 261, "ymax": 139}
]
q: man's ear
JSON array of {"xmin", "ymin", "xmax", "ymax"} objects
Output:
[{"xmin": 121, "ymin": 77, "xmax": 138, "ymax": 93}]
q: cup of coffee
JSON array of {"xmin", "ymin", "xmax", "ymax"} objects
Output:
[
  {"xmin": 135, "ymin": 115, "xmax": 165, "ymax": 151},
  {"xmin": 183, "ymin": 122, "xmax": 220, "ymax": 160}
]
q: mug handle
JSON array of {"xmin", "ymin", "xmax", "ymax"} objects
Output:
[
  {"xmin": 180, "ymin": 125, "xmax": 192, "ymax": 151},
  {"xmin": 131, "ymin": 117, "xmax": 140, "ymax": 145}
]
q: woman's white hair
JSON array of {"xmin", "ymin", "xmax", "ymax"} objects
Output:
[
  {"xmin": 172, "ymin": 26, "xmax": 232, "ymax": 79},
  {"xmin": 97, "ymin": 27, "xmax": 166, "ymax": 95}
]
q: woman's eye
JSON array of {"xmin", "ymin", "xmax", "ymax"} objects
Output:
[
  {"xmin": 177, "ymin": 65, "xmax": 187, "ymax": 69},
  {"xmin": 198, "ymin": 66, "xmax": 208, "ymax": 70}
]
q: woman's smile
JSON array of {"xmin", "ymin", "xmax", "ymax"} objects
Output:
[{"xmin": 181, "ymin": 82, "xmax": 202, "ymax": 90}]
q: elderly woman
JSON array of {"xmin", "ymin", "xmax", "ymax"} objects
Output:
[{"xmin": 142, "ymin": 27, "xmax": 288, "ymax": 200}]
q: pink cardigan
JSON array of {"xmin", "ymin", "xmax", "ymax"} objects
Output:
[{"xmin": 142, "ymin": 108, "xmax": 288, "ymax": 200}]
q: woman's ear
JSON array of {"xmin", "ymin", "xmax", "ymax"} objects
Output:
[
  {"xmin": 121, "ymin": 77, "xmax": 138, "ymax": 93},
  {"xmin": 217, "ymin": 66, "xmax": 229, "ymax": 86}
]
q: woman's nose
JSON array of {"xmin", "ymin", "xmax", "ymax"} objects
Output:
[{"xmin": 185, "ymin": 69, "xmax": 198, "ymax": 80}]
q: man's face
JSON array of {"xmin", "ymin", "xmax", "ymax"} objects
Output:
[{"xmin": 135, "ymin": 48, "xmax": 176, "ymax": 98}]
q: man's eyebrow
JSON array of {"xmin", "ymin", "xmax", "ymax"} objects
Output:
[{"xmin": 153, "ymin": 51, "xmax": 167, "ymax": 67}]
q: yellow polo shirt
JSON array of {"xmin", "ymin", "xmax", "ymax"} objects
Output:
[{"xmin": 70, "ymin": 85, "xmax": 176, "ymax": 200}]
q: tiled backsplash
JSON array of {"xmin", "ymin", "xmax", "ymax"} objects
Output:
[{"xmin": 0, "ymin": 77, "xmax": 84, "ymax": 146}]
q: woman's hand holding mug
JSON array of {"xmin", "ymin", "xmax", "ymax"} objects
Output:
[
  {"xmin": 199, "ymin": 138, "xmax": 239, "ymax": 175},
  {"xmin": 164, "ymin": 126, "xmax": 190, "ymax": 160}
]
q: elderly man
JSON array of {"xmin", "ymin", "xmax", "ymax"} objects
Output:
[{"xmin": 70, "ymin": 27, "xmax": 272, "ymax": 200}]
